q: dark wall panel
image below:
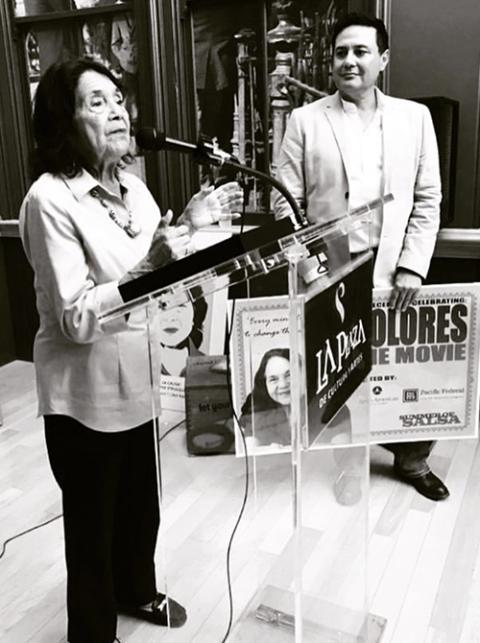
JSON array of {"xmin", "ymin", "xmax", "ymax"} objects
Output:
[
  {"xmin": 0, "ymin": 241, "xmax": 16, "ymax": 366},
  {"xmin": 2, "ymin": 237, "xmax": 38, "ymax": 362},
  {"xmin": 426, "ymin": 257, "xmax": 480, "ymax": 285},
  {"xmin": 389, "ymin": 0, "xmax": 480, "ymax": 228}
]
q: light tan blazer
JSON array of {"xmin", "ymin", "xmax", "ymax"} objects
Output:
[{"xmin": 274, "ymin": 89, "xmax": 442, "ymax": 287}]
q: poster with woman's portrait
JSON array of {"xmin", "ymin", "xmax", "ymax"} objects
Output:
[
  {"xmin": 155, "ymin": 289, "xmax": 228, "ymax": 412},
  {"xmin": 155, "ymin": 227, "xmax": 232, "ymax": 412},
  {"xmin": 229, "ymin": 296, "xmax": 292, "ymax": 456}
]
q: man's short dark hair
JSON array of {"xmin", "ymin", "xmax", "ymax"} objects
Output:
[
  {"xmin": 31, "ymin": 58, "xmax": 129, "ymax": 180},
  {"xmin": 331, "ymin": 13, "xmax": 389, "ymax": 54}
]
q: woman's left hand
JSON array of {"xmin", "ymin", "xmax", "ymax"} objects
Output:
[{"xmin": 180, "ymin": 181, "xmax": 243, "ymax": 231}]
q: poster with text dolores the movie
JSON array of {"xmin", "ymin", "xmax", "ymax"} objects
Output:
[{"xmin": 368, "ymin": 283, "xmax": 480, "ymax": 442}]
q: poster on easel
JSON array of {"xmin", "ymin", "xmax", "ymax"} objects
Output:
[
  {"xmin": 366, "ymin": 283, "xmax": 480, "ymax": 442},
  {"xmin": 230, "ymin": 279, "xmax": 480, "ymax": 447},
  {"xmin": 158, "ymin": 228, "xmax": 231, "ymax": 411},
  {"xmin": 230, "ymin": 296, "xmax": 291, "ymax": 456}
]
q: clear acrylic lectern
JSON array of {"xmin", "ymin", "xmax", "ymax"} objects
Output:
[{"xmin": 98, "ymin": 198, "xmax": 391, "ymax": 642}]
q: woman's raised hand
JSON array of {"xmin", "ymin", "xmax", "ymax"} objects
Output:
[{"xmin": 179, "ymin": 181, "xmax": 243, "ymax": 230}]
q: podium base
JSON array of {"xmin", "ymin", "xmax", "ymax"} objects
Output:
[{"xmin": 230, "ymin": 585, "xmax": 387, "ymax": 642}]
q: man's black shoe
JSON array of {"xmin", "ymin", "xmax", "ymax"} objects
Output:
[
  {"xmin": 119, "ymin": 593, "xmax": 187, "ymax": 627},
  {"xmin": 395, "ymin": 469, "xmax": 449, "ymax": 501}
]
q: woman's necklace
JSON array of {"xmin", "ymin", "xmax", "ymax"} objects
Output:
[{"xmin": 90, "ymin": 187, "xmax": 141, "ymax": 239}]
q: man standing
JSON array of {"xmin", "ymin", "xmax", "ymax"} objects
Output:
[{"xmin": 274, "ymin": 13, "xmax": 449, "ymax": 501}]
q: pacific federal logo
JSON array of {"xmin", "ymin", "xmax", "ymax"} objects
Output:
[{"xmin": 403, "ymin": 388, "xmax": 419, "ymax": 402}]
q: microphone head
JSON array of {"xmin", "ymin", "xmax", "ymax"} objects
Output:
[{"xmin": 135, "ymin": 127, "xmax": 166, "ymax": 150}]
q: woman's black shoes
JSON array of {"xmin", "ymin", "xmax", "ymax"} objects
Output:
[{"xmin": 119, "ymin": 593, "xmax": 187, "ymax": 628}]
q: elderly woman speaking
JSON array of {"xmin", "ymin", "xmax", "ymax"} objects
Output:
[{"xmin": 19, "ymin": 58, "xmax": 242, "ymax": 643}]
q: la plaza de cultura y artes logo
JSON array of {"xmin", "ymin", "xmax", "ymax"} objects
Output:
[{"xmin": 304, "ymin": 257, "xmax": 373, "ymax": 436}]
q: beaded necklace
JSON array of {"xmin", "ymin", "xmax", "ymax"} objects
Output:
[{"xmin": 90, "ymin": 186, "xmax": 141, "ymax": 239}]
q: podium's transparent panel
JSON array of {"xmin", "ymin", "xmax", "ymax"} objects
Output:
[{"xmin": 97, "ymin": 203, "xmax": 383, "ymax": 641}]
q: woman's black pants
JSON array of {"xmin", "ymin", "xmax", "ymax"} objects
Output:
[{"xmin": 44, "ymin": 415, "xmax": 159, "ymax": 643}]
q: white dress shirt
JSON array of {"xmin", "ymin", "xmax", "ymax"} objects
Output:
[
  {"xmin": 19, "ymin": 168, "xmax": 161, "ymax": 431},
  {"xmin": 340, "ymin": 98, "xmax": 383, "ymax": 253}
]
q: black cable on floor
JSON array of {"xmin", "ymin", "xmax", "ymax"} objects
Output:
[
  {"xmin": 220, "ymin": 178, "xmax": 250, "ymax": 643},
  {"xmin": 159, "ymin": 417, "xmax": 186, "ymax": 442},
  {"xmin": 0, "ymin": 512, "xmax": 62, "ymax": 560},
  {"xmin": 220, "ymin": 352, "xmax": 249, "ymax": 643},
  {"xmin": 0, "ymin": 418, "xmax": 186, "ymax": 563}
]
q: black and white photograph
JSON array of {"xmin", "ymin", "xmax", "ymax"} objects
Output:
[
  {"xmin": 229, "ymin": 295, "xmax": 292, "ymax": 456},
  {"xmin": 1, "ymin": 0, "xmax": 480, "ymax": 642},
  {"xmin": 238, "ymin": 347, "xmax": 293, "ymax": 451}
]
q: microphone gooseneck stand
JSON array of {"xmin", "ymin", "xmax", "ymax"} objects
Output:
[
  {"xmin": 135, "ymin": 127, "xmax": 306, "ymax": 230},
  {"xmin": 191, "ymin": 138, "xmax": 307, "ymax": 230}
]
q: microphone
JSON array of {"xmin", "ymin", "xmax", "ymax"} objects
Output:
[
  {"xmin": 135, "ymin": 127, "xmax": 237, "ymax": 167},
  {"xmin": 135, "ymin": 127, "xmax": 306, "ymax": 228},
  {"xmin": 136, "ymin": 127, "xmax": 197, "ymax": 154}
]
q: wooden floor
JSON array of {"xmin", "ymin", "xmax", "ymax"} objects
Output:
[{"xmin": 1, "ymin": 360, "xmax": 479, "ymax": 643}]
